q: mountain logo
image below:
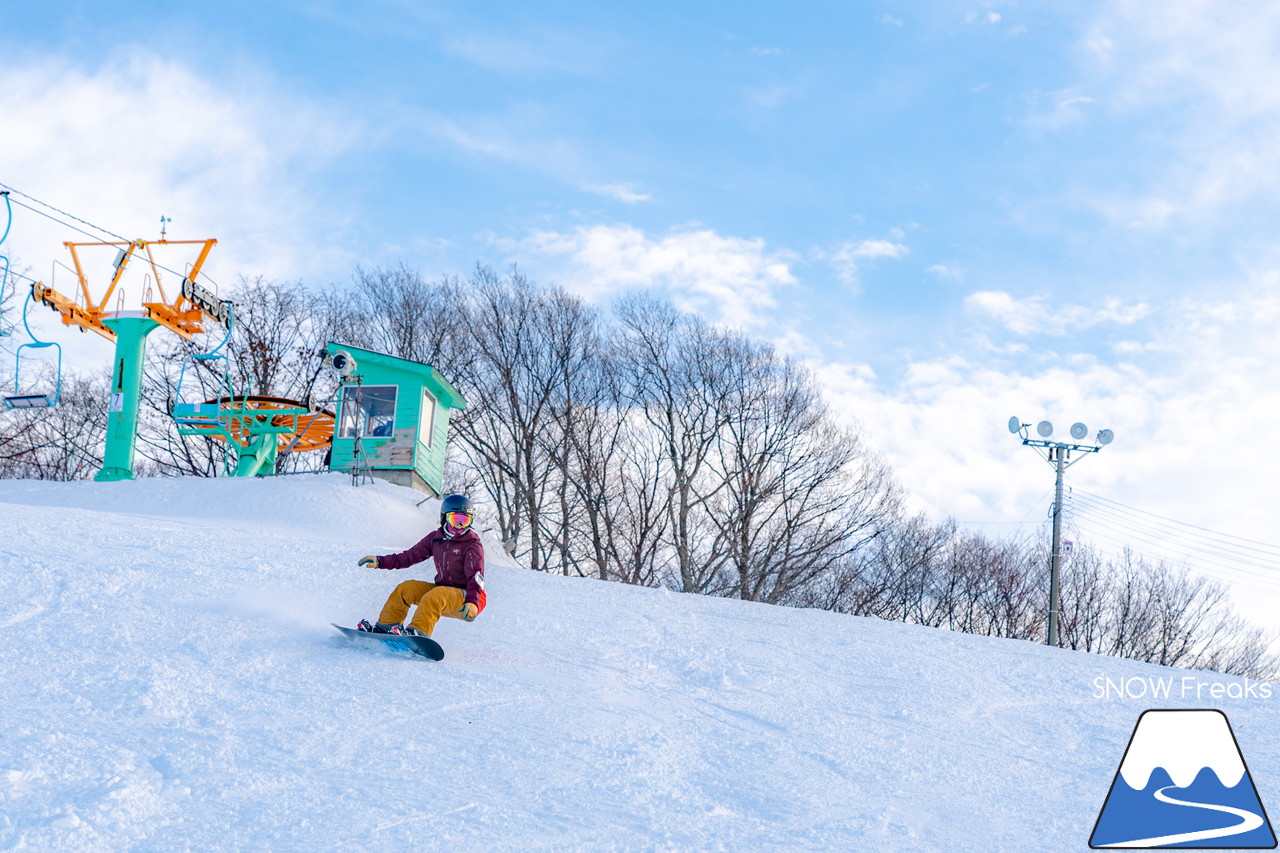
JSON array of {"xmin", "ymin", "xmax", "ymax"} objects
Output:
[{"xmin": 1090, "ymin": 709, "xmax": 1276, "ymax": 849}]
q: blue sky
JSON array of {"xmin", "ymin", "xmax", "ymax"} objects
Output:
[{"xmin": 5, "ymin": 2, "xmax": 1280, "ymax": 616}]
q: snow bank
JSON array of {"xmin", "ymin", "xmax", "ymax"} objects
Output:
[{"xmin": 0, "ymin": 474, "xmax": 1276, "ymax": 851}]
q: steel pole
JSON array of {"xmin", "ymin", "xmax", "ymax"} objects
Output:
[
  {"xmin": 235, "ymin": 432, "xmax": 279, "ymax": 477},
  {"xmin": 95, "ymin": 316, "xmax": 160, "ymax": 481},
  {"xmin": 1047, "ymin": 444, "xmax": 1066, "ymax": 646}
]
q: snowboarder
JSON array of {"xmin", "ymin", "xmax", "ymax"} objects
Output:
[{"xmin": 355, "ymin": 493, "xmax": 486, "ymax": 638}]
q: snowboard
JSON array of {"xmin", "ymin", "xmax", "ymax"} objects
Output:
[{"xmin": 331, "ymin": 623, "xmax": 444, "ymax": 661}]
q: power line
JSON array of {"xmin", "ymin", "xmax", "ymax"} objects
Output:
[
  {"xmin": 1071, "ymin": 494, "xmax": 1280, "ymax": 569},
  {"xmin": 957, "ymin": 487, "xmax": 1054, "ymax": 531},
  {"xmin": 1074, "ymin": 488, "xmax": 1280, "ymax": 557},
  {"xmin": 0, "ymin": 181, "xmax": 128, "ymax": 243},
  {"xmin": 1064, "ymin": 497, "xmax": 1280, "ymax": 593},
  {"xmin": 1068, "ymin": 497, "xmax": 1278, "ymax": 566},
  {"xmin": 1070, "ymin": 529, "xmax": 1280, "ymax": 595},
  {"xmin": 1069, "ymin": 507, "xmax": 1279, "ymax": 580},
  {"xmin": 1062, "ymin": 519, "xmax": 1272, "ymax": 586},
  {"xmin": 6, "ymin": 196, "xmax": 118, "ymax": 245},
  {"xmin": 4, "ymin": 266, "xmax": 39, "ymax": 287},
  {"xmin": 1073, "ymin": 493, "xmax": 1280, "ymax": 557},
  {"xmin": 0, "ymin": 181, "xmax": 217, "ymax": 289}
]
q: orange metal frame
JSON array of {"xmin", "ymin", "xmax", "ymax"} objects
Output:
[
  {"xmin": 33, "ymin": 238, "xmax": 219, "ymax": 342},
  {"xmin": 178, "ymin": 396, "xmax": 337, "ymax": 453}
]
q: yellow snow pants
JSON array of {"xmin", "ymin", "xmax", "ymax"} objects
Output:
[{"xmin": 378, "ymin": 581, "xmax": 468, "ymax": 637}]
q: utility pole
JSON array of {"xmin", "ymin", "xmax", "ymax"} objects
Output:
[
  {"xmin": 1008, "ymin": 417, "xmax": 1114, "ymax": 647},
  {"xmin": 1048, "ymin": 444, "xmax": 1067, "ymax": 648}
]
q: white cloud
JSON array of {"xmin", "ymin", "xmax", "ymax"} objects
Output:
[
  {"xmin": 964, "ymin": 8, "xmax": 1007, "ymax": 26},
  {"xmin": 0, "ymin": 49, "xmax": 362, "ymax": 367},
  {"xmin": 965, "ymin": 290, "xmax": 1151, "ymax": 336},
  {"xmin": 1079, "ymin": 1, "xmax": 1280, "ymax": 226},
  {"xmin": 440, "ymin": 31, "xmax": 596, "ymax": 75},
  {"xmin": 514, "ymin": 223, "xmax": 797, "ymax": 328},
  {"xmin": 828, "ymin": 236, "xmax": 908, "ymax": 288},
  {"xmin": 811, "ymin": 278, "xmax": 1280, "ymax": 629},
  {"xmin": 927, "ymin": 264, "xmax": 964, "ymax": 281},
  {"xmin": 582, "ymin": 183, "xmax": 653, "ymax": 204},
  {"xmin": 1021, "ymin": 89, "xmax": 1095, "ymax": 130},
  {"xmin": 0, "ymin": 50, "xmax": 359, "ymax": 290},
  {"xmin": 425, "ymin": 112, "xmax": 587, "ymax": 181}
]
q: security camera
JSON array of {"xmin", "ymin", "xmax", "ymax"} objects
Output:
[{"xmin": 329, "ymin": 350, "xmax": 357, "ymax": 377}]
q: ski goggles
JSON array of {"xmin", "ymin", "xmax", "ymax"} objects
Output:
[{"xmin": 445, "ymin": 511, "xmax": 473, "ymax": 528}]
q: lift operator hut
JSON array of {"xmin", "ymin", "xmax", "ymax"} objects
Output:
[{"xmin": 325, "ymin": 342, "xmax": 467, "ymax": 496}]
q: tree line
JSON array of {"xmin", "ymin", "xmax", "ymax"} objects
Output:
[{"xmin": 1, "ymin": 264, "xmax": 1275, "ymax": 679}]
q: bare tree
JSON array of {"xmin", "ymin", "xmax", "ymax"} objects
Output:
[
  {"xmin": 347, "ymin": 265, "xmax": 464, "ymax": 369},
  {"xmin": 839, "ymin": 524, "xmax": 1278, "ymax": 680},
  {"xmin": 0, "ymin": 369, "xmax": 109, "ymax": 480},
  {"xmin": 865, "ymin": 514, "xmax": 955, "ymax": 621},
  {"xmin": 614, "ymin": 294, "xmax": 737, "ymax": 593},
  {"xmin": 224, "ymin": 276, "xmax": 316, "ymax": 399},
  {"xmin": 539, "ymin": 298, "xmax": 630, "ymax": 579},
  {"xmin": 969, "ymin": 533, "xmax": 1042, "ymax": 639},
  {"xmin": 1057, "ymin": 544, "xmax": 1110, "ymax": 653},
  {"xmin": 137, "ymin": 331, "xmax": 230, "ymax": 477},
  {"xmin": 3, "ymin": 252, "xmax": 1275, "ymax": 683},
  {"xmin": 1092, "ymin": 551, "xmax": 1278, "ymax": 676},
  {"xmin": 708, "ymin": 344, "xmax": 901, "ymax": 603},
  {"xmin": 446, "ymin": 266, "xmax": 592, "ymax": 574},
  {"xmin": 603, "ymin": 418, "xmax": 673, "ymax": 586}
]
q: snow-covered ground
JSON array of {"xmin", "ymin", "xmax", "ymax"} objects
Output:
[{"xmin": 0, "ymin": 474, "xmax": 1276, "ymax": 852}]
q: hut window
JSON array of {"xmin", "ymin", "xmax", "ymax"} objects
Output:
[
  {"xmin": 421, "ymin": 388, "xmax": 437, "ymax": 447},
  {"xmin": 339, "ymin": 385, "xmax": 398, "ymax": 438}
]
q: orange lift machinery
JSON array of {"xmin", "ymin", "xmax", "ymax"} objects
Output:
[
  {"xmin": 31, "ymin": 233, "xmax": 333, "ymax": 479},
  {"xmin": 31, "ymin": 235, "xmax": 225, "ymax": 480},
  {"xmin": 34, "ymin": 236, "xmax": 221, "ymax": 342}
]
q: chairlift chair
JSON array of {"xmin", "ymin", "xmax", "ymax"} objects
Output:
[
  {"xmin": 0, "ymin": 254, "xmax": 10, "ymax": 339},
  {"xmin": 169, "ymin": 302, "xmax": 241, "ymax": 425},
  {"xmin": 0, "ymin": 191, "xmax": 11, "ymax": 337},
  {"xmin": 3, "ymin": 286, "xmax": 62, "ymax": 409},
  {"xmin": 4, "ymin": 341, "xmax": 62, "ymax": 408},
  {"xmin": 170, "ymin": 356, "xmax": 237, "ymax": 425}
]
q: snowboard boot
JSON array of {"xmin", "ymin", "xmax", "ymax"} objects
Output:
[
  {"xmin": 389, "ymin": 624, "xmax": 429, "ymax": 638},
  {"xmin": 357, "ymin": 619, "xmax": 397, "ymax": 634}
]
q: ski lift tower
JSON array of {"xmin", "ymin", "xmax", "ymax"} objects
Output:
[{"xmin": 32, "ymin": 234, "xmax": 229, "ymax": 481}]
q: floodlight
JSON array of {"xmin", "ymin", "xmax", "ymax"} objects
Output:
[
  {"xmin": 1097, "ymin": 429, "xmax": 1115, "ymax": 446},
  {"xmin": 1007, "ymin": 416, "xmax": 1022, "ymax": 434},
  {"xmin": 1036, "ymin": 420, "xmax": 1054, "ymax": 438},
  {"xmin": 1070, "ymin": 422, "xmax": 1088, "ymax": 440},
  {"xmin": 329, "ymin": 350, "xmax": 358, "ymax": 377}
]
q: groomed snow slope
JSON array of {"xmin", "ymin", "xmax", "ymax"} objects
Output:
[{"xmin": 0, "ymin": 474, "xmax": 1276, "ymax": 852}]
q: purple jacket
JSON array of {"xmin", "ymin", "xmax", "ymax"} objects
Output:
[{"xmin": 378, "ymin": 528, "xmax": 487, "ymax": 611}]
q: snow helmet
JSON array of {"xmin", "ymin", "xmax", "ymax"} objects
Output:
[{"xmin": 440, "ymin": 493, "xmax": 474, "ymax": 538}]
